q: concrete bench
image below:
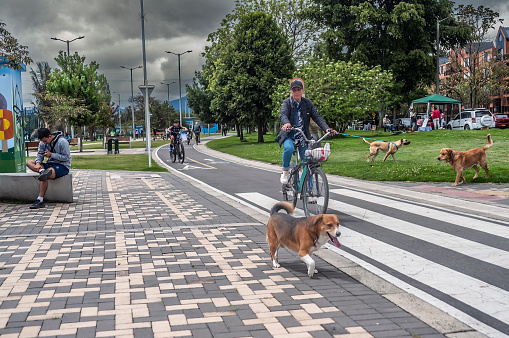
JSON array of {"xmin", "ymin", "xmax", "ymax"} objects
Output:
[{"xmin": 0, "ymin": 173, "xmax": 73, "ymax": 203}]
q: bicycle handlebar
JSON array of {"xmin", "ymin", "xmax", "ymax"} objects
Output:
[{"xmin": 288, "ymin": 127, "xmax": 331, "ymax": 145}]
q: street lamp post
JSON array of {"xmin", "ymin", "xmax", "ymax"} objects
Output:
[
  {"xmin": 50, "ymin": 36, "xmax": 85, "ymax": 57},
  {"xmin": 117, "ymin": 93, "xmax": 121, "ymax": 134},
  {"xmin": 436, "ymin": 17, "xmax": 448, "ymax": 95},
  {"xmin": 120, "ymin": 65, "xmax": 142, "ymax": 139},
  {"xmin": 165, "ymin": 50, "xmax": 192, "ymax": 125},
  {"xmin": 160, "ymin": 81, "xmax": 176, "ymax": 105}
]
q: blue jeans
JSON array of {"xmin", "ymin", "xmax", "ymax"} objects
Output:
[{"xmin": 282, "ymin": 138, "xmax": 308, "ymax": 170}]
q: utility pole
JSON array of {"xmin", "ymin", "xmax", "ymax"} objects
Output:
[
  {"xmin": 165, "ymin": 50, "xmax": 192, "ymax": 125},
  {"xmin": 120, "ymin": 65, "xmax": 142, "ymax": 139}
]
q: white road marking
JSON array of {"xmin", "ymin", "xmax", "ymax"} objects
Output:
[
  {"xmin": 330, "ymin": 188, "xmax": 509, "ymax": 238},
  {"xmin": 236, "ymin": 192, "xmax": 306, "ymax": 217}
]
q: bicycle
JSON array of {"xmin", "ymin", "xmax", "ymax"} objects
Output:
[
  {"xmin": 170, "ymin": 131, "xmax": 186, "ymax": 164},
  {"xmin": 282, "ymin": 128, "xmax": 331, "ymax": 216}
]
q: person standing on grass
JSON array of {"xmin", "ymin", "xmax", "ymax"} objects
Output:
[
  {"xmin": 432, "ymin": 107, "xmax": 441, "ymax": 130},
  {"xmin": 26, "ymin": 128, "xmax": 71, "ymax": 209}
]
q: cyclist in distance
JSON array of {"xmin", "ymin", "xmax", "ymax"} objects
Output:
[
  {"xmin": 168, "ymin": 119, "xmax": 187, "ymax": 152},
  {"xmin": 276, "ymin": 78, "xmax": 337, "ymax": 184}
]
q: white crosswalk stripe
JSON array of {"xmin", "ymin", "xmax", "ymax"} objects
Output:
[{"xmin": 236, "ymin": 191, "xmax": 509, "ymax": 338}]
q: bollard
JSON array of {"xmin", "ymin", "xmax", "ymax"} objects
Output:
[
  {"xmin": 113, "ymin": 138, "xmax": 119, "ymax": 154},
  {"xmin": 107, "ymin": 138, "xmax": 113, "ymax": 154}
]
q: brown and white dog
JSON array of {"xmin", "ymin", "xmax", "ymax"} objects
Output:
[
  {"xmin": 266, "ymin": 202, "xmax": 341, "ymax": 277},
  {"xmin": 437, "ymin": 134, "xmax": 493, "ymax": 187},
  {"xmin": 363, "ymin": 138, "xmax": 411, "ymax": 162}
]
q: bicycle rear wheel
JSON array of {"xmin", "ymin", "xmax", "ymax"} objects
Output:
[
  {"xmin": 302, "ymin": 166, "xmax": 329, "ymax": 216},
  {"xmin": 179, "ymin": 142, "xmax": 185, "ymax": 163}
]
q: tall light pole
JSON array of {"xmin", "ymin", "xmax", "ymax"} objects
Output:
[
  {"xmin": 139, "ymin": 0, "xmax": 152, "ymax": 167},
  {"xmin": 50, "ymin": 36, "xmax": 85, "ymax": 57},
  {"xmin": 436, "ymin": 17, "xmax": 448, "ymax": 95},
  {"xmin": 120, "ymin": 65, "xmax": 142, "ymax": 138},
  {"xmin": 165, "ymin": 50, "xmax": 192, "ymax": 125},
  {"xmin": 117, "ymin": 93, "xmax": 121, "ymax": 134},
  {"xmin": 160, "ymin": 81, "xmax": 176, "ymax": 105}
]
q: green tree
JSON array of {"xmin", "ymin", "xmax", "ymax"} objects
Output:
[
  {"xmin": 0, "ymin": 21, "xmax": 32, "ymax": 69},
  {"xmin": 272, "ymin": 59, "xmax": 392, "ymax": 133},
  {"xmin": 131, "ymin": 95, "xmax": 178, "ymax": 130},
  {"xmin": 186, "ymin": 71, "xmax": 215, "ymax": 124},
  {"xmin": 46, "ymin": 51, "xmax": 111, "ymax": 151},
  {"xmin": 209, "ymin": 12, "xmax": 294, "ymax": 142},
  {"xmin": 306, "ymin": 0, "xmax": 471, "ymax": 107},
  {"xmin": 442, "ymin": 5, "xmax": 506, "ymax": 108}
]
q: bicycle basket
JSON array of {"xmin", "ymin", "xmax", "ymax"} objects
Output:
[
  {"xmin": 307, "ymin": 143, "xmax": 331, "ymax": 162},
  {"xmin": 180, "ymin": 132, "xmax": 187, "ymax": 141}
]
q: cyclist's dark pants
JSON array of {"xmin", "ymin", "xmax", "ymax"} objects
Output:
[{"xmin": 195, "ymin": 133, "xmax": 200, "ymax": 143}]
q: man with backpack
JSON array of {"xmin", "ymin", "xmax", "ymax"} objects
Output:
[
  {"xmin": 193, "ymin": 122, "xmax": 202, "ymax": 144},
  {"xmin": 26, "ymin": 128, "xmax": 72, "ymax": 209}
]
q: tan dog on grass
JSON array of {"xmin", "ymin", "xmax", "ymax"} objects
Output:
[
  {"xmin": 266, "ymin": 202, "xmax": 341, "ymax": 277},
  {"xmin": 363, "ymin": 138, "xmax": 411, "ymax": 162},
  {"xmin": 437, "ymin": 134, "xmax": 493, "ymax": 186}
]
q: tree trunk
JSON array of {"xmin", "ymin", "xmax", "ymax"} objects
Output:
[
  {"xmin": 239, "ymin": 124, "xmax": 244, "ymax": 141},
  {"xmin": 236, "ymin": 123, "xmax": 240, "ymax": 137},
  {"xmin": 257, "ymin": 119, "xmax": 264, "ymax": 143},
  {"xmin": 79, "ymin": 125, "xmax": 84, "ymax": 152}
]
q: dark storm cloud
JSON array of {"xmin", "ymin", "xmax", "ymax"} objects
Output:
[{"xmin": 1, "ymin": 0, "xmax": 235, "ymax": 106}]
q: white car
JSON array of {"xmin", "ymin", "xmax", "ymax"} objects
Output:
[{"xmin": 447, "ymin": 109, "xmax": 494, "ymax": 130}]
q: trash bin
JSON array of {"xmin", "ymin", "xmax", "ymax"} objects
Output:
[{"xmin": 107, "ymin": 138, "xmax": 119, "ymax": 154}]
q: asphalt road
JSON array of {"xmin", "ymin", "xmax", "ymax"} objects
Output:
[{"xmin": 155, "ymin": 137, "xmax": 509, "ymax": 338}]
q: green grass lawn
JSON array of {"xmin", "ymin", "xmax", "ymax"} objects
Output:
[
  {"xmin": 207, "ymin": 129, "xmax": 509, "ymax": 183},
  {"xmin": 28, "ymin": 154, "xmax": 167, "ymax": 172},
  {"xmin": 70, "ymin": 139, "xmax": 170, "ymax": 151}
]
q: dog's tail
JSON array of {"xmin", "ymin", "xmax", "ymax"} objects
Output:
[
  {"xmin": 482, "ymin": 134, "xmax": 493, "ymax": 150},
  {"xmin": 363, "ymin": 138, "xmax": 371, "ymax": 145},
  {"xmin": 270, "ymin": 201, "xmax": 294, "ymax": 216}
]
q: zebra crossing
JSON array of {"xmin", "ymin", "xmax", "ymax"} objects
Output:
[{"xmin": 236, "ymin": 189, "xmax": 509, "ymax": 338}]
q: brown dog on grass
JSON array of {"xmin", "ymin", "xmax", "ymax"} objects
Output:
[
  {"xmin": 437, "ymin": 134, "xmax": 493, "ymax": 186},
  {"xmin": 363, "ymin": 138, "xmax": 411, "ymax": 162},
  {"xmin": 266, "ymin": 202, "xmax": 341, "ymax": 277}
]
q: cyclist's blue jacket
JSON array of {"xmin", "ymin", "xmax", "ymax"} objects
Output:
[{"xmin": 276, "ymin": 97, "xmax": 329, "ymax": 147}]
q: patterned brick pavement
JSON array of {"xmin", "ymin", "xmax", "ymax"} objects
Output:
[{"xmin": 0, "ymin": 170, "xmax": 444, "ymax": 337}]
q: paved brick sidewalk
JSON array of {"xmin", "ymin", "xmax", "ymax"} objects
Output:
[{"xmin": 0, "ymin": 170, "xmax": 445, "ymax": 337}]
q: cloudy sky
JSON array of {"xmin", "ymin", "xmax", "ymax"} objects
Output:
[{"xmin": 1, "ymin": 0, "xmax": 508, "ymax": 109}]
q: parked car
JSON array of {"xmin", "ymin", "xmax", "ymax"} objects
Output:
[
  {"xmin": 446, "ymin": 109, "xmax": 494, "ymax": 130},
  {"xmin": 493, "ymin": 113, "xmax": 509, "ymax": 128}
]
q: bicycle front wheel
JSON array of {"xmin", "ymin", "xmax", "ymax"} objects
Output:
[
  {"xmin": 282, "ymin": 163, "xmax": 298, "ymax": 209},
  {"xmin": 179, "ymin": 142, "xmax": 185, "ymax": 163},
  {"xmin": 171, "ymin": 146, "xmax": 177, "ymax": 163},
  {"xmin": 302, "ymin": 166, "xmax": 329, "ymax": 216}
]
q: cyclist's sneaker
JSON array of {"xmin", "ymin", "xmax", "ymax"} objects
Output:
[
  {"xmin": 29, "ymin": 200, "xmax": 45, "ymax": 209},
  {"xmin": 169, "ymin": 145, "xmax": 173, "ymax": 152},
  {"xmin": 280, "ymin": 170, "xmax": 289, "ymax": 184},
  {"xmin": 308, "ymin": 196, "xmax": 317, "ymax": 204}
]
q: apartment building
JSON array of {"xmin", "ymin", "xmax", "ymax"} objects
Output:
[{"xmin": 438, "ymin": 26, "xmax": 509, "ymax": 113}]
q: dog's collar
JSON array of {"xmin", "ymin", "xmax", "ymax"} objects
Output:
[{"xmin": 389, "ymin": 142, "xmax": 398, "ymax": 150}]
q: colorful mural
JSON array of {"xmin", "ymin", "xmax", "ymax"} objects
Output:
[{"xmin": 0, "ymin": 58, "xmax": 26, "ymax": 173}]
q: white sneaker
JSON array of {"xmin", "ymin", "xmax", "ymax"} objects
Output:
[
  {"xmin": 307, "ymin": 196, "xmax": 317, "ymax": 204},
  {"xmin": 280, "ymin": 170, "xmax": 289, "ymax": 184}
]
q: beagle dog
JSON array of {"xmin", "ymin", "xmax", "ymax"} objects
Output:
[
  {"xmin": 363, "ymin": 138, "xmax": 411, "ymax": 162},
  {"xmin": 437, "ymin": 134, "xmax": 493, "ymax": 186},
  {"xmin": 266, "ymin": 202, "xmax": 341, "ymax": 277}
]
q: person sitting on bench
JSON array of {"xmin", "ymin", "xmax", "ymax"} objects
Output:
[{"xmin": 26, "ymin": 128, "xmax": 71, "ymax": 209}]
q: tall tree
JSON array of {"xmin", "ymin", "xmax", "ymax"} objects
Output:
[
  {"xmin": 442, "ymin": 5, "xmax": 506, "ymax": 108},
  {"xmin": 306, "ymin": 0, "xmax": 471, "ymax": 107},
  {"xmin": 45, "ymin": 51, "xmax": 111, "ymax": 151},
  {"xmin": 186, "ymin": 71, "xmax": 215, "ymax": 124},
  {"xmin": 209, "ymin": 11, "xmax": 294, "ymax": 142},
  {"xmin": 0, "ymin": 21, "xmax": 32, "ymax": 69}
]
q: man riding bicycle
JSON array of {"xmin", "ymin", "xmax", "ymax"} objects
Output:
[
  {"xmin": 276, "ymin": 78, "xmax": 337, "ymax": 184},
  {"xmin": 168, "ymin": 119, "xmax": 187, "ymax": 152}
]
